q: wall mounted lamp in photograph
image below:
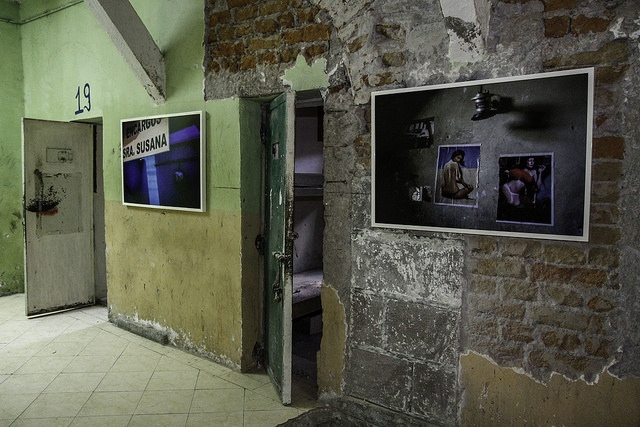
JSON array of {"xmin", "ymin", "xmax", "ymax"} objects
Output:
[{"xmin": 471, "ymin": 86, "xmax": 499, "ymax": 121}]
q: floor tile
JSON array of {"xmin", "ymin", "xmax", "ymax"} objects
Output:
[
  {"xmin": 191, "ymin": 358, "xmax": 234, "ymax": 377},
  {"xmin": 0, "ymin": 296, "xmax": 315, "ymax": 427},
  {"xmin": 15, "ymin": 356, "xmax": 75, "ymax": 374},
  {"xmin": 221, "ymin": 371, "xmax": 270, "ymax": 391},
  {"xmin": 52, "ymin": 328, "xmax": 100, "ymax": 344},
  {"xmin": 195, "ymin": 371, "xmax": 242, "ymax": 390},
  {"xmin": 244, "ymin": 389, "xmax": 284, "ymax": 412},
  {"xmin": 0, "ymin": 393, "xmax": 39, "ymax": 419},
  {"xmin": 189, "ymin": 388, "xmax": 245, "ymax": 413},
  {"xmin": 251, "ymin": 381, "xmax": 281, "ymax": 401},
  {"xmin": 9, "ymin": 416, "xmax": 74, "ymax": 427},
  {"xmin": 36, "ymin": 340, "xmax": 88, "ymax": 357},
  {"xmin": 109, "ymin": 354, "xmax": 161, "ymax": 373},
  {"xmin": 80, "ymin": 339, "xmax": 127, "ymax": 357},
  {"xmin": 20, "ymin": 392, "xmax": 91, "ymax": 419},
  {"xmin": 155, "ymin": 355, "xmax": 201, "ymax": 372},
  {"xmin": 119, "ymin": 342, "xmax": 164, "ymax": 360},
  {"xmin": 44, "ymin": 372, "xmax": 106, "ymax": 393},
  {"xmin": 0, "ymin": 373, "xmax": 58, "ymax": 394},
  {"xmin": 146, "ymin": 369, "xmax": 199, "ymax": 391},
  {"xmin": 69, "ymin": 415, "xmax": 131, "ymax": 426},
  {"xmin": 0, "ymin": 342, "xmax": 44, "ymax": 358},
  {"xmin": 128, "ymin": 413, "xmax": 188, "ymax": 427},
  {"xmin": 0, "ymin": 321, "xmax": 31, "ymax": 341},
  {"xmin": 186, "ymin": 411, "xmax": 244, "ymax": 426},
  {"xmin": 97, "ymin": 323, "xmax": 130, "ymax": 336},
  {"xmin": 162, "ymin": 348, "xmax": 205, "ymax": 366},
  {"xmin": 0, "ymin": 356, "xmax": 27, "ymax": 374},
  {"xmin": 77, "ymin": 391, "xmax": 143, "ymax": 417},
  {"xmin": 63, "ymin": 354, "xmax": 118, "ymax": 373},
  {"xmin": 134, "ymin": 390, "xmax": 194, "ymax": 415},
  {"xmin": 96, "ymin": 370, "xmax": 153, "ymax": 392},
  {"xmin": 243, "ymin": 408, "xmax": 300, "ymax": 427}
]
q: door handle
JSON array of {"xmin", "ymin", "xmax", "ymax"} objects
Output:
[
  {"xmin": 273, "ymin": 251, "xmax": 287, "ymax": 262},
  {"xmin": 271, "ymin": 251, "xmax": 287, "ymax": 303}
]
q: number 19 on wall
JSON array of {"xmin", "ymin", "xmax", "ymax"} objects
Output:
[{"xmin": 75, "ymin": 83, "xmax": 91, "ymax": 115}]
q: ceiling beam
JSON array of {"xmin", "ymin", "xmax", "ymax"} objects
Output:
[{"xmin": 84, "ymin": 0, "xmax": 166, "ymax": 103}]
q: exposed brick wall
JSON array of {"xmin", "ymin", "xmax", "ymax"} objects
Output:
[
  {"xmin": 543, "ymin": 0, "xmax": 615, "ymax": 38},
  {"xmin": 465, "ymin": 2, "xmax": 633, "ymax": 382},
  {"xmin": 467, "ymin": 236, "xmax": 620, "ymax": 381},
  {"xmin": 204, "ymin": 0, "xmax": 333, "ymax": 97}
]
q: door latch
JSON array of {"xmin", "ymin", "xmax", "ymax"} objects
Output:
[{"xmin": 271, "ymin": 251, "xmax": 287, "ymax": 303}]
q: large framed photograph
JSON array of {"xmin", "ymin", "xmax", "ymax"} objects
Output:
[
  {"xmin": 372, "ymin": 68, "xmax": 593, "ymax": 241},
  {"xmin": 121, "ymin": 111, "xmax": 206, "ymax": 212}
]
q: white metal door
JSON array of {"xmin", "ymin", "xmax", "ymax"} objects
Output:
[{"xmin": 23, "ymin": 119, "xmax": 95, "ymax": 317}]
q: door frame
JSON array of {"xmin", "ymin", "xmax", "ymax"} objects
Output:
[{"xmin": 92, "ymin": 123, "xmax": 107, "ymax": 304}]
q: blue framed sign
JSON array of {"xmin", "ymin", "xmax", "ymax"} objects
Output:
[{"xmin": 121, "ymin": 111, "xmax": 206, "ymax": 212}]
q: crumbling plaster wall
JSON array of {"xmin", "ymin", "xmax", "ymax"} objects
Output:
[
  {"xmin": 0, "ymin": 2, "xmax": 25, "ymax": 296},
  {"xmin": 204, "ymin": 0, "xmax": 640, "ymax": 425}
]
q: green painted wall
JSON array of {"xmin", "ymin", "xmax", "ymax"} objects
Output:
[
  {"xmin": 12, "ymin": 0, "xmax": 260, "ymax": 367},
  {"xmin": 0, "ymin": 3, "xmax": 25, "ymax": 296}
]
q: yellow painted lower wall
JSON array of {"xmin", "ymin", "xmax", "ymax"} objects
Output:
[
  {"xmin": 105, "ymin": 200, "xmax": 244, "ymax": 368},
  {"xmin": 460, "ymin": 351, "xmax": 640, "ymax": 426},
  {"xmin": 240, "ymin": 210, "xmax": 262, "ymax": 370}
]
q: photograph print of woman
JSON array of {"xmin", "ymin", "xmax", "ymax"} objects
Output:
[
  {"xmin": 434, "ymin": 144, "xmax": 481, "ymax": 207},
  {"xmin": 497, "ymin": 153, "xmax": 554, "ymax": 226}
]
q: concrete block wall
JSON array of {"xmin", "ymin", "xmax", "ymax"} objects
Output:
[{"xmin": 347, "ymin": 231, "xmax": 462, "ymax": 424}]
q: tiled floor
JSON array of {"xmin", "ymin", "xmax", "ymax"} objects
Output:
[{"xmin": 0, "ymin": 294, "xmax": 317, "ymax": 426}]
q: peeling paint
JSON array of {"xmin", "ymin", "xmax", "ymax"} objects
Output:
[
  {"xmin": 317, "ymin": 284, "xmax": 347, "ymax": 398},
  {"xmin": 25, "ymin": 170, "xmax": 64, "ymax": 214},
  {"xmin": 110, "ymin": 311, "xmax": 240, "ymax": 370},
  {"xmin": 445, "ymin": 16, "xmax": 478, "ymax": 44},
  {"xmin": 352, "ymin": 229, "xmax": 463, "ymax": 308},
  {"xmin": 460, "ymin": 351, "xmax": 640, "ymax": 426},
  {"xmin": 281, "ymin": 55, "xmax": 329, "ymax": 91},
  {"xmin": 444, "ymin": 18, "xmax": 483, "ymax": 65}
]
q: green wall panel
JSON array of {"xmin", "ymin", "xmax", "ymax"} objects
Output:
[{"xmin": 0, "ymin": 18, "xmax": 25, "ymax": 295}]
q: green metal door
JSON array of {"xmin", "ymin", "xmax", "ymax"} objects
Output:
[{"xmin": 264, "ymin": 91, "xmax": 295, "ymax": 404}]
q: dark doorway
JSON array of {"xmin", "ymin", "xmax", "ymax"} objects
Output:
[{"xmin": 291, "ymin": 94, "xmax": 324, "ymax": 392}]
